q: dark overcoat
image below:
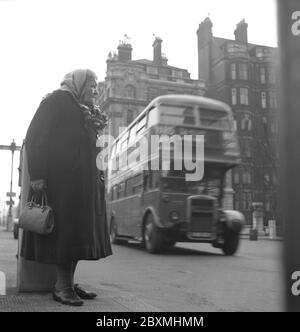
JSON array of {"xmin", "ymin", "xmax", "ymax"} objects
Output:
[{"xmin": 21, "ymin": 90, "xmax": 112, "ymax": 264}]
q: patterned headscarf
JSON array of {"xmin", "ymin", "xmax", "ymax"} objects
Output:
[
  {"xmin": 60, "ymin": 69, "xmax": 107, "ymax": 132},
  {"xmin": 61, "ymin": 69, "xmax": 97, "ymax": 105}
]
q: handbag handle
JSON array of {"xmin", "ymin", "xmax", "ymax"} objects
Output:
[
  {"xmin": 29, "ymin": 191, "xmax": 49, "ymax": 207},
  {"xmin": 41, "ymin": 191, "xmax": 48, "ymax": 206}
]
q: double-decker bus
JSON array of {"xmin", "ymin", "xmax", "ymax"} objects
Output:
[{"xmin": 106, "ymin": 95, "xmax": 244, "ymax": 255}]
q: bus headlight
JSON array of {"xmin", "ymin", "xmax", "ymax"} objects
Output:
[{"xmin": 169, "ymin": 210, "xmax": 179, "ymax": 222}]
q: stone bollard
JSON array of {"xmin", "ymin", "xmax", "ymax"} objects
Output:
[
  {"xmin": 249, "ymin": 228, "xmax": 258, "ymax": 241},
  {"xmin": 0, "ymin": 271, "xmax": 6, "ymax": 295}
]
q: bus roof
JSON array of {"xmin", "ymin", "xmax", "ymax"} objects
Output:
[
  {"xmin": 113, "ymin": 94, "xmax": 232, "ymax": 143},
  {"xmin": 148, "ymin": 94, "xmax": 231, "ymax": 113}
]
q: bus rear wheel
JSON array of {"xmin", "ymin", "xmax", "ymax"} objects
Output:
[
  {"xmin": 143, "ymin": 213, "xmax": 164, "ymax": 254},
  {"xmin": 222, "ymin": 230, "xmax": 240, "ymax": 256}
]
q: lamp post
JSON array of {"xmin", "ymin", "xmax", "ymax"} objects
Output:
[
  {"xmin": 0, "ymin": 140, "xmax": 21, "ymax": 231},
  {"xmin": 7, "ymin": 140, "xmax": 16, "ymax": 231}
]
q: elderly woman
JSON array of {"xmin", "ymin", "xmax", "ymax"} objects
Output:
[{"xmin": 21, "ymin": 69, "xmax": 112, "ymax": 306}]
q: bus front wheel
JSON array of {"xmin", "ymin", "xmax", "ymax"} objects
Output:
[
  {"xmin": 143, "ymin": 213, "xmax": 164, "ymax": 254},
  {"xmin": 222, "ymin": 230, "xmax": 240, "ymax": 256}
]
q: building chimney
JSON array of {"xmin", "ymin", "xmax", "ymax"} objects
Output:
[
  {"xmin": 153, "ymin": 37, "xmax": 162, "ymax": 65},
  {"xmin": 197, "ymin": 17, "xmax": 213, "ymax": 82},
  {"xmin": 234, "ymin": 19, "xmax": 248, "ymax": 43},
  {"xmin": 197, "ymin": 17, "xmax": 213, "ymax": 48},
  {"xmin": 117, "ymin": 42, "xmax": 132, "ymax": 62}
]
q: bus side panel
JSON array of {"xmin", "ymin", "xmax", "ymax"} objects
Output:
[
  {"xmin": 159, "ymin": 193, "xmax": 189, "ymax": 228},
  {"xmin": 124, "ymin": 194, "xmax": 143, "ymax": 237},
  {"xmin": 107, "ymin": 200, "xmax": 124, "ymax": 235},
  {"xmin": 114, "ymin": 198, "xmax": 129, "ymax": 236}
]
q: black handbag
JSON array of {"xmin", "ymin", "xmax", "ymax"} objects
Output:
[{"xmin": 19, "ymin": 191, "xmax": 54, "ymax": 235}]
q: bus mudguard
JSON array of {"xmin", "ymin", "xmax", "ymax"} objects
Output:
[
  {"xmin": 223, "ymin": 210, "xmax": 245, "ymax": 233},
  {"xmin": 143, "ymin": 207, "xmax": 163, "ymax": 228}
]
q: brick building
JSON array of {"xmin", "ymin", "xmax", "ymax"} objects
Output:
[
  {"xmin": 197, "ymin": 17, "xmax": 280, "ymax": 232},
  {"xmin": 98, "ymin": 37, "xmax": 205, "ymax": 138}
]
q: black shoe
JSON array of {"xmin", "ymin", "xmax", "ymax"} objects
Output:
[
  {"xmin": 74, "ymin": 284, "xmax": 97, "ymax": 300},
  {"xmin": 52, "ymin": 287, "xmax": 84, "ymax": 306}
]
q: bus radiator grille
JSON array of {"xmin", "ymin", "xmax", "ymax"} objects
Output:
[{"xmin": 189, "ymin": 198, "xmax": 214, "ymax": 232}]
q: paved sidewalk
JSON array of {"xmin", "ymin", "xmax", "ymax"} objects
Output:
[
  {"xmin": 240, "ymin": 233, "xmax": 283, "ymax": 241},
  {"xmin": 0, "ymin": 227, "xmax": 282, "ymax": 312},
  {"xmin": 0, "ymin": 287, "xmax": 159, "ymax": 312},
  {"xmin": 240, "ymin": 228, "xmax": 283, "ymax": 242},
  {"xmin": 0, "ymin": 229, "xmax": 158, "ymax": 312}
]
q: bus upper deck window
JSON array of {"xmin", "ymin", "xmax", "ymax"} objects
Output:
[
  {"xmin": 161, "ymin": 105, "xmax": 195, "ymax": 125},
  {"xmin": 120, "ymin": 132, "xmax": 129, "ymax": 151},
  {"xmin": 128, "ymin": 125, "xmax": 137, "ymax": 144},
  {"xmin": 183, "ymin": 108, "xmax": 195, "ymax": 125},
  {"xmin": 121, "ymin": 139, "xmax": 127, "ymax": 151},
  {"xmin": 115, "ymin": 141, "xmax": 121, "ymax": 155},
  {"xmin": 136, "ymin": 115, "xmax": 147, "ymax": 134},
  {"xmin": 148, "ymin": 107, "xmax": 159, "ymax": 128},
  {"xmin": 110, "ymin": 144, "xmax": 116, "ymax": 158},
  {"xmin": 198, "ymin": 108, "xmax": 230, "ymax": 130}
]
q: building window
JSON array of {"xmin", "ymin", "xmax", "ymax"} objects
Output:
[
  {"xmin": 269, "ymin": 91, "xmax": 277, "ymax": 108},
  {"xmin": 243, "ymin": 140, "xmax": 251, "ymax": 157},
  {"xmin": 242, "ymin": 169, "xmax": 251, "ymax": 184},
  {"xmin": 146, "ymin": 66, "xmax": 158, "ymax": 75},
  {"xmin": 241, "ymin": 192, "xmax": 252, "ymax": 210},
  {"xmin": 231, "ymin": 88, "xmax": 237, "ymax": 105},
  {"xmin": 256, "ymin": 47, "xmax": 264, "ymax": 58},
  {"xmin": 245, "ymin": 140, "xmax": 251, "ymax": 158},
  {"xmin": 246, "ymin": 192, "xmax": 252, "ymax": 210},
  {"xmin": 264, "ymin": 172, "xmax": 271, "ymax": 186},
  {"xmin": 269, "ymin": 119, "xmax": 278, "ymax": 134},
  {"xmin": 261, "ymin": 92, "xmax": 267, "ymax": 108},
  {"xmin": 126, "ymin": 110, "xmax": 134, "ymax": 126},
  {"xmin": 265, "ymin": 193, "xmax": 275, "ymax": 212},
  {"xmin": 124, "ymin": 85, "xmax": 136, "ymax": 98},
  {"xmin": 231, "ymin": 63, "xmax": 236, "ymax": 80},
  {"xmin": 241, "ymin": 114, "xmax": 252, "ymax": 131},
  {"xmin": 260, "ymin": 67, "xmax": 266, "ymax": 84},
  {"xmin": 233, "ymin": 170, "xmax": 239, "ymax": 184},
  {"xmin": 233, "ymin": 119, "xmax": 237, "ymax": 131},
  {"xmin": 148, "ymin": 87, "xmax": 160, "ymax": 101},
  {"xmin": 270, "ymin": 121, "xmax": 276, "ymax": 134},
  {"xmin": 172, "ymin": 70, "xmax": 183, "ymax": 78},
  {"xmin": 240, "ymin": 88, "xmax": 249, "ymax": 105},
  {"xmin": 268, "ymin": 69, "xmax": 276, "ymax": 84},
  {"xmin": 239, "ymin": 63, "xmax": 248, "ymax": 80},
  {"xmin": 262, "ymin": 116, "xmax": 267, "ymax": 125},
  {"xmin": 273, "ymin": 171, "xmax": 278, "ymax": 185},
  {"xmin": 235, "ymin": 195, "xmax": 240, "ymax": 210}
]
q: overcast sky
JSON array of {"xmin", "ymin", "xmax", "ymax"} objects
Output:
[{"xmin": 0, "ymin": 0, "xmax": 277, "ymax": 212}]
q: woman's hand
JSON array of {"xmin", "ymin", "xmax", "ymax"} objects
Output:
[{"xmin": 31, "ymin": 179, "xmax": 47, "ymax": 192}]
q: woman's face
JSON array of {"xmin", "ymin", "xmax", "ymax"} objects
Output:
[{"xmin": 82, "ymin": 78, "xmax": 99, "ymax": 106}]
